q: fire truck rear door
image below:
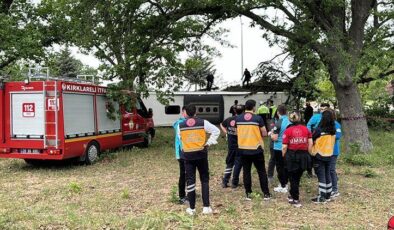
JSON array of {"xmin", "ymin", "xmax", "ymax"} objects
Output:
[{"xmin": 11, "ymin": 93, "xmax": 45, "ymax": 139}]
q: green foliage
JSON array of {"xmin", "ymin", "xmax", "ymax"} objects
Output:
[
  {"xmin": 316, "ymin": 73, "xmax": 337, "ymax": 105},
  {"xmin": 183, "ymin": 49, "xmax": 216, "ymax": 91},
  {"xmin": 46, "ymin": 0, "xmax": 224, "ymax": 101},
  {"xmin": 0, "ymin": 0, "xmax": 59, "ymax": 71},
  {"xmin": 362, "ymin": 168, "xmax": 378, "ymax": 178},
  {"xmin": 68, "ymin": 182, "xmax": 82, "ymax": 194},
  {"xmin": 225, "ymin": 204, "xmax": 237, "ymax": 216},
  {"xmin": 169, "ymin": 186, "xmax": 178, "ymax": 204},
  {"xmin": 343, "ymin": 153, "xmax": 374, "ymax": 166},
  {"xmin": 121, "ymin": 189, "xmax": 130, "ymax": 199},
  {"xmin": 343, "ymin": 129, "xmax": 394, "ymax": 167}
]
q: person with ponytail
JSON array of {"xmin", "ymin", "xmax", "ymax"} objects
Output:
[
  {"xmin": 311, "ymin": 110, "xmax": 336, "ymax": 203},
  {"xmin": 282, "ymin": 112, "xmax": 313, "ymax": 207}
]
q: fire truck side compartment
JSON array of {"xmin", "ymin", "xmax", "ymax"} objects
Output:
[
  {"xmin": 96, "ymin": 95, "xmax": 121, "ymax": 133},
  {"xmin": 63, "ymin": 93, "xmax": 95, "ymax": 137}
]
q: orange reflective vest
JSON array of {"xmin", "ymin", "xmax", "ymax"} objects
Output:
[
  {"xmin": 179, "ymin": 118, "xmax": 207, "ymax": 160},
  {"xmin": 312, "ymin": 134, "xmax": 335, "ymax": 157},
  {"xmin": 236, "ymin": 113, "xmax": 264, "ymax": 151}
]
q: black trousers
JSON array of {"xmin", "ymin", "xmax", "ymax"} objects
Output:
[
  {"xmin": 313, "ymin": 156, "xmax": 332, "ymax": 199},
  {"xmin": 267, "ymin": 147, "xmax": 276, "ymax": 178},
  {"xmin": 241, "ymin": 154, "xmax": 270, "ymax": 196},
  {"xmin": 274, "ymin": 150, "xmax": 288, "ymax": 187},
  {"xmin": 178, "ymin": 159, "xmax": 186, "ymax": 199},
  {"xmin": 223, "ymin": 148, "xmax": 242, "ymax": 185},
  {"xmin": 185, "ymin": 158, "xmax": 210, "ymax": 209},
  {"xmin": 288, "ymin": 169, "xmax": 304, "ymax": 200}
]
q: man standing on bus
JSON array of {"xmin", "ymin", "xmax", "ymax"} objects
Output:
[
  {"xmin": 178, "ymin": 104, "xmax": 220, "ymax": 215},
  {"xmin": 236, "ymin": 99, "xmax": 271, "ymax": 200},
  {"xmin": 242, "ymin": 68, "xmax": 252, "ymax": 87}
]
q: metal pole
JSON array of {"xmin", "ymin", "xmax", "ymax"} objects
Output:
[{"xmin": 240, "ymin": 16, "xmax": 244, "ymax": 79}]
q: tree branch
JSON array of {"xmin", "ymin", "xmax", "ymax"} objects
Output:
[
  {"xmin": 1, "ymin": 0, "xmax": 13, "ymax": 14},
  {"xmin": 276, "ymin": 2, "xmax": 300, "ymax": 25},
  {"xmin": 147, "ymin": 0, "xmax": 166, "ymax": 15},
  {"xmin": 0, "ymin": 56, "xmax": 16, "ymax": 69},
  {"xmin": 93, "ymin": 44, "xmax": 116, "ymax": 66},
  {"xmin": 349, "ymin": 0, "xmax": 375, "ymax": 52}
]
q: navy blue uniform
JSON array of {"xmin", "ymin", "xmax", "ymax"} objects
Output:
[{"xmin": 221, "ymin": 116, "xmax": 242, "ymax": 187}]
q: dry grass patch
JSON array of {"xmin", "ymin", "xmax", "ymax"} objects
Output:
[{"xmin": 0, "ymin": 128, "xmax": 393, "ymax": 229}]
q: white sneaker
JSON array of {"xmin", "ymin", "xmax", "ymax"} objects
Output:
[
  {"xmin": 186, "ymin": 208, "xmax": 196, "ymax": 216},
  {"xmin": 202, "ymin": 206, "xmax": 213, "ymax": 214},
  {"xmin": 331, "ymin": 191, "xmax": 340, "ymax": 198},
  {"xmin": 273, "ymin": 185, "xmax": 288, "ymax": 193}
]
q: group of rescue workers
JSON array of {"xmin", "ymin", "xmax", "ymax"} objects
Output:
[{"xmin": 173, "ymin": 99, "xmax": 342, "ymax": 215}]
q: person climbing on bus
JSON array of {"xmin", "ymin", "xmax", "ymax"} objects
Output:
[
  {"xmin": 220, "ymin": 104, "xmax": 244, "ymax": 188},
  {"xmin": 242, "ymin": 68, "xmax": 252, "ymax": 87},
  {"xmin": 178, "ymin": 104, "xmax": 220, "ymax": 215}
]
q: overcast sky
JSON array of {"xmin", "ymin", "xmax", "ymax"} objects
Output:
[{"xmin": 71, "ymin": 16, "xmax": 283, "ymax": 88}]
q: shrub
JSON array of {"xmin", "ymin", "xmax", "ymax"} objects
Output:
[
  {"xmin": 344, "ymin": 154, "xmax": 373, "ymax": 166},
  {"xmin": 121, "ymin": 189, "xmax": 130, "ymax": 199},
  {"xmin": 68, "ymin": 182, "xmax": 82, "ymax": 194},
  {"xmin": 362, "ymin": 168, "xmax": 378, "ymax": 178},
  {"xmin": 169, "ymin": 186, "xmax": 179, "ymax": 204}
]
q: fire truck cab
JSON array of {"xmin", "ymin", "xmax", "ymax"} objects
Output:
[{"xmin": 0, "ymin": 77, "xmax": 155, "ymax": 165}]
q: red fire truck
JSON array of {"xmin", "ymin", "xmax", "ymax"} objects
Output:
[{"xmin": 0, "ymin": 77, "xmax": 155, "ymax": 165}]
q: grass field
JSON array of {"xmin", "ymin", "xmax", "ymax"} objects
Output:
[{"xmin": 0, "ymin": 128, "xmax": 393, "ymax": 229}]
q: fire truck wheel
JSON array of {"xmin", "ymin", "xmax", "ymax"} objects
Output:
[
  {"xmin": 85, "ymin": 142, "xmax": 100, "ymax": 165},
  {"xmin": 24, "ymin": 159, "xmax": 45, "ymax": 166},
  {"xmin": 141, "ymin": 131, "xmax": 152, "ymax": 148}
]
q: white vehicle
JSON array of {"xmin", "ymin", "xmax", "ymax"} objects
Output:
[{"xmin": 143, "ymin": 91, "xmax": 289, "ymax": 126}]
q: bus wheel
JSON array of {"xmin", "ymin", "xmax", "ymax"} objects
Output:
[{"xmin": 85, "ymin": 142, "xmax": 99, "ymax": 165}]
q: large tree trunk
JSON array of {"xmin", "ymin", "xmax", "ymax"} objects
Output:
[{"xmin": 333, "ymin": 78, "xmax": 373, "ymax": 152}]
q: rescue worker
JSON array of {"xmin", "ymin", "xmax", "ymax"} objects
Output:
[
  {"xmin": 172, "ymin": 106, "xmax": 187, "ymax": 204},
  {"xmin": 206, "ymin": 73, "xmax": 214, "ymax": 91},
  {"xmin": 229, "ymin": 100, "xmax": 238, "ymax": 116},
  {"xmin": 178, "ymin": 104, "xmax": 220, "ymax": 215},
  {"xmin": 304, "ymin": 102, "xmax": 313, "ymax": 124},
  {"xmin": 311, "ymin": 110, "xmax": 336, "ymax": 203},
  {"xmin": 267, "ymin": 112, "xmax": 279, "ymax": 184},
  {"xmin": 257, "ymin": 101, "xmax": 270, "ymax": 130},
  {"xmin": 282, "ymin": 112, "xmax": 313, "ymax": 207},
  {"xmin": 220, "ymin": 104, "xmax": 244, "ymax": 188},
  {"xmin": 270, "ymin": 104, "xmax": 291, "ymax": 193},
  {"xmin": 306, "ymin": 103, "xmax": 330, "ymax": 177},
  {"xmin": 236, "ymin": 99, "xmax": 271, "ymax": 200},
  {"xmin": 269, "ymin": 100, "xmax": 277, "ymax": 120},
  {"xmin": 330, "ymin": 109, "xmax": 342, "ymax": 198},
  {"xmin": 307, "ymin": 103, "xmax": 330, "ymax": 132},
  {"xmin": 242, "ymin": 68, "xmax": 252, "ymax": 87}
]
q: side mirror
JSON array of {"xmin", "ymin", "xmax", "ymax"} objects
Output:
[{"xmin": 148, "ymin": 108, "xmax": 153, "ymax": 118}]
